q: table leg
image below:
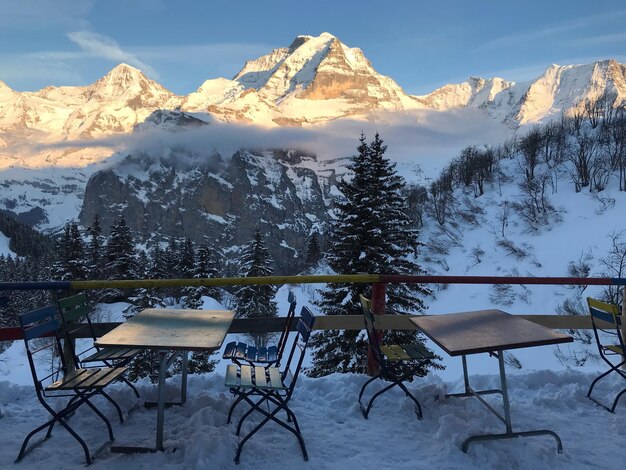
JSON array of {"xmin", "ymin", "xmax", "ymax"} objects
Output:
[
  {"xmin": 460, "ymin": 351, "xmax": 563, "ymax": 453},
  {"xmin": 444, "ymin": 355, "xmax": 503, "ymax": 399},
  {"xmin": 181, "ymin": 351, "xmax": 189, "ymax": 405},
  {"xmin": 156, "ymin": 350, "xmax": 168, "ymax": 451}
]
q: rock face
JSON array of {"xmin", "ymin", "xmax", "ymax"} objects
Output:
[{"xmin": 79, "ymin": 148, "xmax": 332, "ymax": 273}]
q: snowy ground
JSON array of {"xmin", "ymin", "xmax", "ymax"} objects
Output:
[
  {"xmin": 1, "ymin": 294, "xmax": 624, "ymax": 469},
  {"xmin": 1, "ymin": 365, "xmax": 625, "ymax": 469}
]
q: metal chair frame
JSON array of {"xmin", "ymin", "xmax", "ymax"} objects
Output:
[
  {"xmin": 225, "ymin": 306, "xmax": 315, "ymax": 464},
  {"xmin": 58, "ymin": 293, "xmax": 140, "ymax": 398},
  {"xmin": 587, "ymin": 297, "xmax": 626, "ymax": 413},
  {"xmin": 16, "ymin": 305, "xmax": 126, "ymax": 465},
  {"xmin": 223, "ymin": 292, "xmax": 297, "ymax": 368},
  {"xmin": 358, "ymin": 295, "xmax": 433, "ymax": 419}
]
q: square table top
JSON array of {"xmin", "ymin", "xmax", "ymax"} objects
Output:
[
  {"xmin": 409, "ymin": 309, "xmax": 572, "ymax": 356},
  {"xmin": 96, "ymin": 308, "xmax": 235, "ymax": 352}
]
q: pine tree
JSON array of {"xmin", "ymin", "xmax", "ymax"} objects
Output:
[
  {"xmin": 304, "ymin": 232, "xmax": 322, "ymax": 267},
  {"xmin": 234, "ymin": 229, "xmax": 277, "ymax": 348},
  {"xmin": 53, "ymin": 221, "xmax": 87, "ymax": 280},
  {"xmin": 103, "ymin": 215, "xmax": 137, "ymax": 302},
  {"xmin": 105, "ymin": 215, "xmax": 137, "ymax": 280},
  {"xmin": 86, "ymin": 214, "xmax": 104, "ymax": 280},
  {"xmin": 182, "ymin": 243, "xmax": 222, "ymax": 309},
  {"xmin": 308, "ymin": 133, "xmax": 435, "ymax": 377}
]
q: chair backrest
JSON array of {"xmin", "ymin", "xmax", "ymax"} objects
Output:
[
  {"xmin": 58, "ymin": 293, "xmax": 96, "ymax": 341},
  {"xmin": 19, "ymin": 306, "xmax": 66, "ymax": 392},
  {"xmin": 275, "ymin": 292, "xmax": 298, "ymax": 364},
  {"xmin": 587, "ymin": 297, "xmax": 624, "ymax": 349},
  {"xmin": 359, "ymin": 295, "xmax": 384, "ymax": 363},
  {"xmin": 281, "ymin": 306, "xmax": 315, "ymax": 397}
]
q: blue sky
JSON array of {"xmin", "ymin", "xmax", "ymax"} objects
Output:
[{"xmin": 1, "ymin": 0, "xmax": 626, "ymax": 95}]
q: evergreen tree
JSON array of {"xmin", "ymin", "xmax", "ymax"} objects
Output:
[
  {"xmin": 182, "ymin": 243, "xmax": 222, "ymax": 308},
  {"xmin": 304, "ymin": 232, "xmax": 322, "ymax": 267},
  {"xmin": 308, "ymin": 133, "xmax": 436, "ymax": 377},
  {"xmin": 52, "ymin": 221, "xmax": 87, "ymax": 280},
  {"xmin": 103, "ymin": 215, "xmax": 137, "ymax": 302},
  {"xmin": 105, "ymin": 215, "xmax": 137, "ymax": 280},
  {"xmin": 234, "ymin": 229, "xmax": 277, "ymax": 348},
  {"xmin": 86, "ymin": 214, "xmax": 104, "ymax": 280}
]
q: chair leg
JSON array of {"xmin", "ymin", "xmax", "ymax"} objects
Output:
[
  {"xmin": 397, "ymin": 381, "xmax": 423, "ymax": 419},
  {"xmin": 15, "ymin": 417, "xmax": 58, "ymax": 463},
  {"xmin": 587, "ymin": 367, "xmax": 615, "ymax": 398},
  {"xmin": 361, "ymin": 381, "xmax": 398, "ymax": 419},
  {"xmin": 610, "ymin": 387, "xmax": 626, "ymax": 413},
  {"xmin": 235, "ymin": 396, "xmax": 307, "ymax": 464},
  {"xmin": 235, "ymin": 396, "xmax": 266, "ymax": 436},
  {"xmin": 80, "ymin": 394, "xmax": 115, "ymax": 442},
  {"xmin": 587, "ymin": 359, "xmax": 626, "ymax": 412},
  {"xmin": 358, "ymin": 374, "xmax": 379, "ymax": 406},
  {"xmin": 100, "ymin": 390, "xmax": 124, "ymax": 424},
  {"xmin": 123, "ymin": 378, "xmax": 141, "ymax": 399}
]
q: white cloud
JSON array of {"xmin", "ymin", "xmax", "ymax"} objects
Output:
[
  {"xmin": 33, "ymin": 108, "xmax": 511, "ymax": 179},
  {"xmin": 67, "ymin": 31, "xmax": 160, "ymax": 79}
]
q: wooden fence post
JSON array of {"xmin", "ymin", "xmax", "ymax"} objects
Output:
[
  {"xmin": 367, "ymin": 282, "xmax": 386, "ymax": 376},
  {"xmin": 622, "ymin": 286, "xmax": 626, "ymax": 370}
]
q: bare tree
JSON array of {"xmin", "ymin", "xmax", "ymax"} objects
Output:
[{"xmin": 517, "ymin": 126, "xmax": 543, "ymax": 181}]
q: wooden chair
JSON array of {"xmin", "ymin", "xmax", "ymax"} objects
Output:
[
  {"xmin": 223, "ymin": 292, "xmax": 297, "ymax": 367},
  {"xmin": 224, "ymin": 306, "xmax": 315, "ymax": 463},
  {"xmin": 358, "ymin": 295, "xmax": 434, "ymax": 419},
  {"xmin": 58, "ymin": 293, "xmax": 140, "ymax": 398},
  {"xmin": 587, "ymin": 297, "xmax": 626, "ymax": 413},
  {"xmin": 16, "ymin": 305, "xmax": 127, "ymax": 465}
]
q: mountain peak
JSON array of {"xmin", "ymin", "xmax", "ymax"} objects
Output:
[
  {"xmin": 86, "ymin": 63, "xmax": 173, "ymax": 103},
  {"xmin": 0, "ymin": 80, "xmax": 14, "ymax": 96}
]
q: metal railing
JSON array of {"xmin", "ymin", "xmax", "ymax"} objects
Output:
[{"xmin": 1, "ymin": 274, "xmax": 625, "ymax": 343}]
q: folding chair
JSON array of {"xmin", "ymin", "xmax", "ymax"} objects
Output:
[
  {"xmin": 587, "ymin": 297, "xmax": 626, "ymax": 413},
  {"xmin": 224, "ymin": 306, "xmax": 315, "ymax": 463},
  {"xmin": 16, "ymin": 305, "xmax": 128, "ymax": 465},
  {"xmin": 358, "ymin": 295, "xmax": 434, "ymax": 419},
  {"xmin": 223, "ymin": 292, "xmax": 297, "ymax": 367},
  {"xmin": 58, "ymin": 293, "xmax": 140, "ymax": 398}
]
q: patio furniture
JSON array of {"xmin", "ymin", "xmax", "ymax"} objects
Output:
[
  {"xmin": 358, "ymin": 295, "xmax": 434, "ymax": 419},
  {"xmin": 95, "ymin": 308, "xmax": 234, "ymax": 452},
  {"xmin": 223, "ymin": 291, "xmax": 297, "ymax": 366},
  {"xmin": 224, "ymin": 306, "xmax": 315, "ymax": 464},
  {"xmin": 410, "ymin": 309, "xmax": 572, "ymax": 453},
  {"xmin": 586, "ymin": 297, "xmax": 626, "ymax": 413},
  {"xmin": 16, "ymin": 305, "xmax": 127, "ymax": 465},
  {"xmin": 58, "ymin": 293, "xmax": 140, "ymax": 398}
]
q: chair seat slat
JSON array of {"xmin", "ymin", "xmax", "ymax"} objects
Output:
[
  {"xmin": 402, "ymin": 343, "xmax": 434, "ymax": 360},
  {"xmin": 605, "ymin": 345, "xmax": 624, "ymax": 354},
  {"xmin": 254, "ymin": 366, "xmax": 268, "ymax": 388},
  {"xmin": 267, "ymin": 367, "xmax": 284, "ymax": 390},
  {"xmin": 225, "ymin": 364, "xmax": 240, "ymax": 388},
  {"xmin": 239, "ymin": 366, "xmax": 253, "ymax": 388}
]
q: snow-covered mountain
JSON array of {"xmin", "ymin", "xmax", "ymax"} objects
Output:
[
  {"xmin": 418, "ymin": 60, "xmax": 626, "ymax": 125},
  {"xmin": 1, "ymin": 32, "xmax": 625, "ymax": 240},
  {"xmin": 1, "ymin": 33, "xmax": 624, "ymax": 149}
]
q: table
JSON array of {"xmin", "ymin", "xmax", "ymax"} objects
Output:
[
  {"xmin": 96, "ymin": 308, "xmax": 235, "ymax": 452},
  {"xmin": 410, "ymin": 309, "xmax": 572, "ymax": 453}
]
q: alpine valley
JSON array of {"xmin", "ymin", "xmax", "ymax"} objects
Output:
[{"xmin": 1, "ymin": 32, "xmax": 626, "ymax": 271}]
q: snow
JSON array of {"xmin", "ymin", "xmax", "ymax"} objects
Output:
[
  {"xmin": 0, "ymin": 232, "xmax": 15, "ymax": 257},
  {"xmin": 1, "ymin": 361, "xmax": 625, "ymax": 469}
]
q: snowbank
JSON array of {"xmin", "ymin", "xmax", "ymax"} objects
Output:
[{"xmin": 0, "ymin": 368, "xmax": 624, "ymax": 469}]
